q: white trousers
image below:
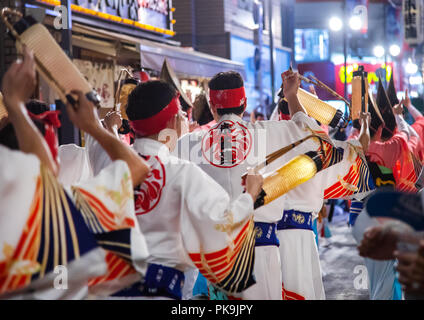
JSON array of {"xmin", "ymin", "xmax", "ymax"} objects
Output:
[
  {"xmin": 240, "ymin": 245, "xmax": 282, "ymax": 300},
  {"xmin": 277, "ymin": 229, "xmax": 325, "ymax": 300}
]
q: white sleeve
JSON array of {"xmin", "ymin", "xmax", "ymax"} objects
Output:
[
  {"xmin": 0, "ymin": 146, "xmax": 40, "ymax": 262},
  {"xmin": 58, "ymin": 144, "xmax": 93, "ymax": 185},
  {"xmin": 269, "ymin": 105, "xmax": 280, "ymax": 121},
  {"xmin": 291, "ymin": 111, "xmax": 323, "ymax": 131},
  {"xmin": 85, "ymin": 133, "xmax": 113, "ymax": 176},
  {"xmin": 177, "ymin": 162, "xmax": 254, "ymax": 228},
  {"xmin": 178, "ymin": 161, "xmax": 256, "ymax": 294},
  {"xmin": 395, "ymin": 114, "xmax": 410, "ymax": 138},
  {"xmin": 72, "ymin": 160, "xmax": 149, "ymax": 276}
]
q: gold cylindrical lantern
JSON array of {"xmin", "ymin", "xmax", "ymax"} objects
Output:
[
  {"xmin": 254, "ymin": 151, "xmax": 323, "ymax": 208},
  {"xmin": 2, "ymin": 10, "xmax": 100, "ymax": 106},
  {"xmin": 351, "ymin": 66, "xmax": 368, "ymax": 120},
  {"xmin": 285, "ymin": 88, "xmax": 343, "ymax": 127}
]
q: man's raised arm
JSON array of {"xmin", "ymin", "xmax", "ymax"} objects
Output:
[
  {"xmin": 1, "ymin": 46, "xmax": 59, "ymax": 176},
  {"xmin": 65, "ymin": 91, "xmax": 150, "ymax": 187}
]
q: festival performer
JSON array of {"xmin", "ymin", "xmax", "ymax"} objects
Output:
[
  {"xmin": 275, "ymin": 98, "xmax": 373, "ymax": 300},
  {"xmin": 357, "ymin": 189, "xmax": 424, "ymax": 299},
  {"xmin": 0, "ymin": 48, "xmax": 150, "ymax": 299},
  {"xmin": 348, "ymin": 86, "xmax": 407, "ymax": 300},
  {"xmin": 365, "ymin": 80, "xmax": 422, "ymax": 193},
  {"xmin": 399, "ymin": 88, "xmax": 424, "ymax": 162},
  {"xmin": 173, "ymin": 70, "xmax": 373, "ymax": 300},
  {"xmin": 86, "ymin": 79, "xmax": 264, "ymax": 300}
]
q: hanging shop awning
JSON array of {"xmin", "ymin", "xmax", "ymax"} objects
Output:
[
  {"xmin": 138, "ymin": 38, "xmax": 246, "ymax": 79},
  {"xmin": 71, "ymin": 23, "xmax": 246, "ymax": 79}
]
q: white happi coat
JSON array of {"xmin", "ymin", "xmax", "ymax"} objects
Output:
[
  {"xmin": 0, "ymin": 145, "xmax": 148, "ymax": 299},
  {"xmin": 174, "ymin": 111, "xmax": 327, "ymax": 299},
  {"xmin": 275, "ymin": 115, "xmax": 371, "ymax": 300},
  {"xmin": 175, "ymin": 111, "xmax": 372, "ymax": 300},
  {"xmin": 87, "ymin": 137, "xmax": 257, "ymax": 295},
  {"xmin": 58, "ymin": 144, "xmax": 93, "ymax": 186}
]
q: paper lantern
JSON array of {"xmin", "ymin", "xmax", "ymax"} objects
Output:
[
  {"xmin": 351, "ymin": 67, "xmax": 368, "ymax": 120},
  {"xmin": 254, "ymin": 151, "xmax": 323, "ymax": 208},
  {"xmin": 286, "ymin": 88, "xmax": 343, "ymax": 127}
]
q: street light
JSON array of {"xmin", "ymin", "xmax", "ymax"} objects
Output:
[
  {"xmin": 329, "ymin": 17, "xmax": 343, "ymax": 32},
  {"xmin": 389, "ymin": 44, "xmax": 401, "ymax": 57},
  {"xmin": 373, "ymin": 45, "xmax": 385, "ymax": 58},
  {"xmin": 406, "ymin": 59, "xmax": 418, "ymax": 74},
  {"xmin": 349, "ymin": 15, "xmax": 362, "ymax": 31}
]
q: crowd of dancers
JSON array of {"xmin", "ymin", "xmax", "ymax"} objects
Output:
[{"xmin": 1, "ymin": 45, "xmax": 424, "ymax": 300}]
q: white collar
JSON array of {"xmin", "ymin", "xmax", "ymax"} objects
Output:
[{"xmin": 133, "ymin": 138, "xmax": 170, "ymax": 157}]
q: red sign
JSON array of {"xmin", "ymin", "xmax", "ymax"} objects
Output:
[{"xmin": 335, "ymin": 62, "xmax": 394, "ymax": 98}]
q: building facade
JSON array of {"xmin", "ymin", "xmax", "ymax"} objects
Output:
[{"xmin": 173, "ymin": 0, "xmax": 295, "ymax": 114}]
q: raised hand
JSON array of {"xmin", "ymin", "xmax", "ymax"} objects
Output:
[
  {"xmin": 245, "ymin": 167, "xmax": 264, "ymax": 202},
  {"xmin": 282, "ymin": 70, "xmax": 300, "ymax": 99},
  {"xmin": 65, "ymin": 90, "xmax": 102, "ymax": 135},
  {"xmin": 103, "ymin": 110, "xmax": 122, "ymax": 137},
  {"xmin": 358, "ymin": 112, "xmax": 371, "ymax": 152},
  {"xmin": 393, "ymin": 99, "xmax": 405, "ymax": 116},
  {"xmin": 403, "ymin": 89, "xmax": 412, "ymax": 109},
  {"xmin": 1, "ymin": 45, "xmax": 36, "ymax": 112}
]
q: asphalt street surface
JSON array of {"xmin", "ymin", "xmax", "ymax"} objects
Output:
[{"xmin": 319, "ymin": 213, "xmax": 370, "ymax": 300}]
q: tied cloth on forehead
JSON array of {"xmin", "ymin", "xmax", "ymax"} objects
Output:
[
  {"xmin": 209, "ymin": 87, "xmax": 246, "ymax": 109},
  {"xmin": 129, "ymin": 94, "xmax": 180, "ymax": 137},
  {"xmin": 29, "ymin": 110, "xmax": 61, "ymax": 161}
]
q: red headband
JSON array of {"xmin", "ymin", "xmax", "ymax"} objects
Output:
[
  {"xmin": 29, "ymin": 111, "xmax": 61, "ymax": 162},
  {"xmin": 209, "ymin": 87, "xmax": 246, "ymax": 109},
  {"xmin": 29, "ymin": 110, "xmax": 62, "ymax": 128},
  {"xmin": 129, "ymin": 95, "xmax": 180, "ymax": 137}
]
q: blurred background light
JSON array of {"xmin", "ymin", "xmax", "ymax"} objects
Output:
[
  {"xmin": 389, "ymin": 44, "xmax": 401, "ymax": 57},
  {"xmin": 406, "ymin": 60, "xmax": 418, "ymax": 74},
  {"xmin": 349, "ymin": 16, "xmax": 362, "ymax": 31},
  {"xmin": 409, "ymin": 75, "xmax": 423, "ymax": 85},
  {"xmin": 373, "ymin": 45, "xmax": 385, "ymax": 58},
  {"xmin": 329, "ymin": 17, "xmax": 343, "ymax": 32}
]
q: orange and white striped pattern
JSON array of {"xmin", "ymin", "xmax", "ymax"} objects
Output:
[
  {"xmin": 324, "ymin": 155, "xmax": 369, "ymax": 199},
  {"xmin": 88, "ymin": 252, "xmax": 136, "ymax": 287},
  {"xmin": 73, "ymin": 188, "xmax": 135, "ymax": 233},
  {"xmin": 0, "ymin": 177, "xmax": 43, "ymax": 294},
  {"xmin": 188, "ymin": 219, "xmax": 255, "ymax": 293}
]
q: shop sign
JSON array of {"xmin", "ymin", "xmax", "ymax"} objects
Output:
[
  {"xmin": 36, "ymin": 0, "xmax": 174, "ymax": 35},
  {"xmin": 335, "ymin": 62, "xmax": 393, "ymax": 96}
]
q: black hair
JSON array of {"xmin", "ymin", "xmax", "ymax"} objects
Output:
[
  {"xmin": 277, "ymin": 98, "xmax": 289, "ymax": 115},
  {"xmin": 368, "ymin": 95, "xmax": 383, "ymax": 139},
  {"xmin": 192, "ymin": 93, "xmax": 214, "ymax": 126},
  {"xmin": 126, "ymin": 80, "xmax": 177, "ymax": 121},
  {"xmin": 209, "ymin": 71, "xmax": 245, "ymax": 116},
  {"xmin": 26, "ymin": 99, "xmax": 50, "ymax": 115},
  {"xmin": 376, "ymin": 80, "xmax": 396, "ymax": 140},
  {"xmin": 255, "ymin": 111, "xmax": 264, "ymax": 118},
  {"xmin": 0, "ymin": 120, "xmax": 45, "ymax": 150}
]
